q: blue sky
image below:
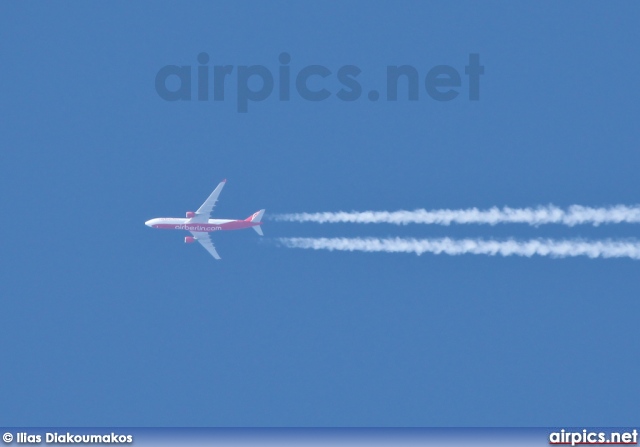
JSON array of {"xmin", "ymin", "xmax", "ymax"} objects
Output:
[{"xmin": 1, "ymin": 1, "xmax": 638, "ymax": 426}]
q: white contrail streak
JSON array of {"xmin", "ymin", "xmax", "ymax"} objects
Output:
[
  {"xmin": 274, "ymin": 205, "xmax": 640, "ymax": 226},
  {"xmin": 279, "ymin": 237, "xmax": 640, "ymax": 259}
]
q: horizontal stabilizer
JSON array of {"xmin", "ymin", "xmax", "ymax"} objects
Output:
[{"xmin": 247, "ymin": 209, "xmax": 265, "ymax": 236}]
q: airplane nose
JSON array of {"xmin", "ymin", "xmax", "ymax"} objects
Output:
[{"xmin": 145, "ymin": 220, "xmax": 152, "ymax": 227}]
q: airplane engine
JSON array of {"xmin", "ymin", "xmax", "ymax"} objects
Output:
[
  {"xmin": 185, "ymin": 236, "xmax": 195, "ymax": 244},
  {"xmin": 186, "ymin": 211, "xmax": 195, "ymax": 218}
]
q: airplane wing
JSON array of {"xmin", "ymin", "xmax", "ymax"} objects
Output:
[
  {"xmin": 190, "ymin": 179, "xmax": 226, "ymax": 222},
  {"xmin": 190, "ymin": 232, "xmax": 221, "ymax": 260}
]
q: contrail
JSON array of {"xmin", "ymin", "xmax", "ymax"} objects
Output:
[
  {"xmin": 274, "ymin": 205, "xmax": 640, "ymax": 226},
  {"xmin": 279, "ymin": 237, "xmax": 640, "ymax": 259}
]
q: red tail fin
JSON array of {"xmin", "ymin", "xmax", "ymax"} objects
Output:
[{"xmin": 245, "ymin": 209, "xmax": 265, "ymax": 222}]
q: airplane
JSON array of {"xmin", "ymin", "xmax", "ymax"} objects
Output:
[{"xmin": 145, "ymin": 179, "xmax": 264, "ymax": 260}]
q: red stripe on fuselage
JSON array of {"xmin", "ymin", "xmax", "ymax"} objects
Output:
[{"xmin": 153, "ymin": 220, "xmax": 258, "ymax": 232}]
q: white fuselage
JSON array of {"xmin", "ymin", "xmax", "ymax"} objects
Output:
[{"xmin": 145, "ymin": 217, "xmax": 257, "ymax": 232}]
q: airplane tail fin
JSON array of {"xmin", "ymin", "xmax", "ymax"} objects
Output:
[{"xmin": 246, "ymin": 209, "xmax": 265, "ymax": 236}]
